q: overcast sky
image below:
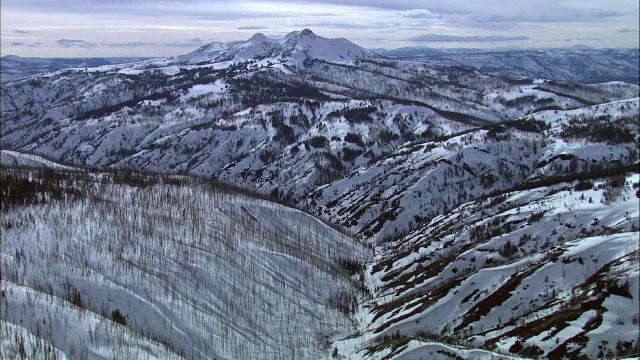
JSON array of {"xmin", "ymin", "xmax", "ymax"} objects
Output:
[{"xmin": 1, "ymin": 0, "xmax": 638, "ymax": 57}]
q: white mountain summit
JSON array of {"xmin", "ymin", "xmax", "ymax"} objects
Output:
[{"xmin": 181, "ymin": 29, "xmax": 372, "ymax": 66}]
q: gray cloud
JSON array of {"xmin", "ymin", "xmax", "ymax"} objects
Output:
[
  {"xmin": 10, "ymin": 40, "xmax": 43, "ymax": 48},
  {"xmin": 408, "ymin": 34, "xmax": 530, "ymax": 43},
  {"xmin": 550, "ymin": 38, "xmax": 600, "ymax": 43},
  {"xmin": 290, "ymin": 22, "xmax": 381, "ymax": 30},
  {"xmin": 289, "ymin": 0, "xmax": 636, "ymax": 31},
  {"xmin": 290, "ymin": 0, "xmax": 633, "ymax": 16},
  {"xmin": 4, "ymin": 0, "xmax": 637, "ymax": 29},
  {"xmin": 56, "ymin": 39, "xmax": 98, "ymax": 48},
  {"xmin": 101, "ymin": 41, "xmax": 157, "ymax": 47},
  {"xmin": 3, "ymin": 0, "xmax": 289, "ymax": 20},
  {"xmin": 164, "ymin": 39, "xmax": 209, "ymax": 47},
  {"xmin": 3, "ymin": 0, "xmax": 638, "ymax": 57},
  {"xmin": 402, "ymin": 9, "xmax": 440, "ymax": 19},
  {"xmin": 99, "ymin": 39, "xmax": 208, "ymax": 48},
  {"xmin": 291, "ymin": 0, "xmax": 448, "ymax": 12},
  {"xmin": 458, "ymin": 9, "xmax": 626, "ymax": 25},
  {"xmin": 4, "ymin": 0, "xmax": 637, "ymax": 22}
]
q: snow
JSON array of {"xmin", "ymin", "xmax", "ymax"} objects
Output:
[
  {"xmin": 0, "ymin": 150, "xmax": 75, "ymax": 170},
  {"xmin": 2, "ymin": 282, "xmax": 183, "ymax": 359},
  {"xmin": 117, "ymin": 68, "xmax": 147, "ymax": 75},
  {"xmin": 393, "ymin": 340, "xmax": 522, "ymax": 360},
  {"xmin": 1, "ymin": 322, "xmax": 70, "ymax": 360},
  {"xmin": 184, "ymin": 80, "xmax": 227, "ymax": 99}
]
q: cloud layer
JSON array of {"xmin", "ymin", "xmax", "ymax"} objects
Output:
[
  {"xmin": 1, "ymin": 0, "xmax": 638, "ymax": 57},
  {"xmin": 408, "ymin": 34, "xmax": 530, "ymax": 43}
]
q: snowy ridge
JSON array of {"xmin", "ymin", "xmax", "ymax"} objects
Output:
[
  {"xmin": 0, "ymin": 149, "xmax": 76, "ymax": 170},
  {"xmin": 0, "ymin": 56, "xmax": 152, "ymax": 83},
  {"xmin": 190, "ymin": 41, "xmax": 227, "ymax": 54},
  {"xmin": 1, "ymin": 48, "xmax": 636, "ymax": 210},
  {"xmin": 311, "ymin": 98, "xmax": 639, "ymax": 239}
]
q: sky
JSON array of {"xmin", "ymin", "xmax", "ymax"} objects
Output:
[{"xmin": 1, "ymin": 0, "xmax": 638, "ymax": 57}]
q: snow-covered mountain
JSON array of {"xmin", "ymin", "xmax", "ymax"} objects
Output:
[
  {"xmin": 181, "ymin": 29, "xmax": 372, "ymax": 66},
  {"xmin": 1, "ymin": 30, "xmax": 636, "ymax": 202},
  {"xmin": 1, "ymin": 29, "xmax": 639, "ymax": 359},
  {"xmin": 0, "ymin": 149, "xmax": 76, "ymax": 170}
]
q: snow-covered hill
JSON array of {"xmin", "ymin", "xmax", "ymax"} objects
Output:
[
  {"xmin": 337, "ymin": 171, "xmax": 639, "ymax": 359},
  {"xmin": 311, "ymin": 98, "xmax": 639, "ymax": 239},
  {"xmin": 0, "ymin": 149, "xmax": 76, "ymax": 170},
  {"xmin": 1, "ymin": 168, "xmax": 369, "ymax": 359}
]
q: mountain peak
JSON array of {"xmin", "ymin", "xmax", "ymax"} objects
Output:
[
  {"xmin": 299, "ymin": 28, "xmax": 316, "ymax": 37},
  {"xmin": 248, "ymin": 32, "xmax": 274, "ymax": 43},
  {"xmin": 190, "ymin": 41, "xmax": 227, "ymax": 54},
  {"xmin": 284, "ymin": 29, "xmax": 316, "ymax": 40},
  {"xmin": 184, "ymin": 29, "xmax": 372, "ymax": 65},
  {"xmin": 280, "ymin": 29, "xmax": 372, "ymax": 65}
]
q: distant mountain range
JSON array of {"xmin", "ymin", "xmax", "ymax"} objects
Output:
[
  {"xmin": 0, "ymin": 55, "xmax": 151, "ymax": 82},
  {"xmin": 3, "ymin": 44, "xmax": 638, "ymax": 85},
  {"xmin": 373, "ymin": 47, "xmax": 639, "ymax": 84}
]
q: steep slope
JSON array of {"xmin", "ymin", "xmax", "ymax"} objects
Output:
[
  {"xmin": 278, "ymin": 29, "xmax": 372, "ymax": 65},
  {"xmin": 337, "ymin": 171, "xmax": 639, "ymax": 359},
  {"xmin": 1, "ymin": 167, "xmax": 369, "ymax": 359}
]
